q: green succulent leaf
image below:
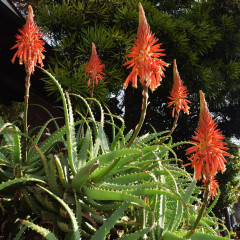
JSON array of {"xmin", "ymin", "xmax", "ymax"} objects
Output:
[
  {"xmin": 0, "ymin": 177, "xmax": 45, "ymax": 191},
  {"xmin": 91, "ymin": 202, "xmax": 130, "ymax": 240},
  {"xmin": 21, "ymin": 220, "xmax": 58, "ymax": 240},
  {"xmin": 37, "ymin": 185, "xmax": 81, "ymax": 240},
  {"xmin": 191, "ymin": 232, "xmax": 229, "ymax": 240},
  {"xmin": 116, "ymin": 228, "xmax": 150, "ymax": 240},
  {"xmin": 83, "ymin": 186, "xmax": 151, "ymax": 210}
]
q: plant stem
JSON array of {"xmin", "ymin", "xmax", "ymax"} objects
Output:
[
  {"xmin": 90, "ymin": 79, "xmax": 94, "ymax": 99},
  {"xmin": 89, "ymin": 79, "xmax": 94, "ymax": 109},
  {"xmin": 170, "ymin": 112, "xmax": 179, "ymax": 134},
  {"xmin": 85, "ymin": 80, "xmax": 94, "ymax": 118},
  {"xmin": 184, "ymin": 181, "xmax": 210, "ymax": 239},
  {"xmin": 125, "ymin": 86, "xmax": 148, "ymax": 148},
  {"xmin": 23, "ymin": 73, "xmax": 31, "ymax": 163}
]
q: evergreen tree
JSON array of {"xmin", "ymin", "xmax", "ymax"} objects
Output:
[
  {"xmin": 25, "ymin": 0, "xmax": 239, "ymax": 141},
  {"xmin": 215, "ymin": 141, "xmax": 240, "ymax": 212},
  {"xmin": 35, "ymin": 0, "xmax": 135, "ymax": 111}
]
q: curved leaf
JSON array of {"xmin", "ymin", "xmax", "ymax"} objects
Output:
[
  {"xmin": 0, "ymin": 177, "xmax": 45, "ymax": 190},
  {"xmin": 72, "ymin": 148, "xmax": 141, "ymax": 190},
  {"xmin": 91, "ymin": 202, "xmax": 129, "ymax": 240},
  {"xmin": 116, "ymin": 228, "xmax": 150, "ymax": 240},
  {"xmin": 21, "ymin": 220, "xmax": 58, "ymax": 240},
  {"xmin": 191, "ymin": 232, "xmax": 229, "ymax": 240},
  {"xmin": 83, "ymin": 187, "xmax": 150, "ymax": 210},
  {"xmin": 37, "ymin": 185, "xmax": 81, "ymax": 240}
]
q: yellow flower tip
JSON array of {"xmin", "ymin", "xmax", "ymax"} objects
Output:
[
  {"xmin": 91, "ymin": 42, "xmax": 97, "ymax": 56},
  {"xmin": 173, "ymin": 59, "xmax": 177, "ymax": 68},
  {"xmin": 28, "ymin": 5, "xmax": 34, "ymax": 20},
  {"xmin": 199, "ymin": 90, "xmax": 208, "ymax": 112},
  {"xmin": 173, "ymin": 59, "xmax": 179, "ymax": 81},
  {"xmin": 138, "ymin": 3, "xmax": 148, "ymax": 27},
  {"xmin": 199, "ymin": 90, "xmax": 204, "ymax": 100}
]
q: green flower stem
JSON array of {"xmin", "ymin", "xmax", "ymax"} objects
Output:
[
  {"xmin": 23, "ymin": 73, "xmax": 31, "ymax": 163},
  {"xmin": 85, "ymin": 80, "xmax": 94, "ymax": 118},
  {"xmin": 170, "ymin": 112, "xmax": 179, "ymax": 134},
  {"xmin": 184, "ymin": 181, "xmax": 210, "ymax": 239},
  {"xmin": 125, "ymin": 86, "xmax": 148, "ymax": 148},
  {"xmin": 91, "ymin": 79, "xmax": 94, "ymax": 99}
]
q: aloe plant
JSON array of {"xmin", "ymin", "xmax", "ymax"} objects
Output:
[
  {"xmin": 0, "ymin": 3, "xmax": 232, "ymax": 240},
  {"xmin": 0, "ymin": 71, "xmax": 229, "ymax": 239}
]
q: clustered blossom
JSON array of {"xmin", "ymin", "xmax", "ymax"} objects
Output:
[
  {"xmin": 168, "ymin": 59, "xmax": 190, "ymax": 118},
  {"xmin": 202, "ymin": 176, "xmax": 219, "ymax": 200},
  {"xmin": 11, "ymin": 5, "xmax": 45, "ymax": 75},
  {"xmin": 85, "ymin": 43, "xmax": 105, "ymax": 86},
  {"xmin": 186, "ymin": 91, "xmax": 231, "ymax": 197},
  {"xmin": 124, "ymin": 3, "xmax": 168, "ymax": 91}
]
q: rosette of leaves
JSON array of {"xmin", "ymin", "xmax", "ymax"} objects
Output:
[{"xmin": 0, "ymin": 71, "xmax": 230, "ymax": 239}]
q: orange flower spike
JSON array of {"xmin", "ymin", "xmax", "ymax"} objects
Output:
[
  {"xmin": 124, "ymin": 3, "xmax": 168, "ymax": 91},
  {"xmin": 11, "ymin": 5, "xmax": 45, "ymax": 75},
  {"xmin": 186, "ymin": 91, "xmax": 232, "ymax": 181},
  {"xmin": 168, "ymin": 59, "xmax": 190, "ymax": 117},
  {"xmin": 85, "ymin": 43, "xmax": 106, "ymax": 86},
  {"xmin": 202, "ymin": 176, "xmax": 219, "ymax": 200}
]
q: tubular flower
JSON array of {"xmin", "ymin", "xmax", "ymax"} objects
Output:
[
  {"xmin": 123, "ymin": 3, "xmax": 168, "ymax": 91},
  {"xmin": 85, "ymin": 43, "xmax": 106, "ymax": 86},
  {"xmin": 202, "ymin": 176, "xmax": 219, "ymax": 200},
  {"xmin": 168, "ymin": 59, "xmax": 190, "ymax": 117},
  {"xmin": 186, "ymin": 91, "xmax": 231, "ymax": 181},
  {"xmin": 11, "ymin": 5, "xmax": 45, "ymax": 75}
]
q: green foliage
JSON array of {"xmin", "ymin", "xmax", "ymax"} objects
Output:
[
  {"xmin": 0, "ymin": 73, "xmax": 230, "ymax": 239},
  {"xmin": 0, "ymin": 102, "xmax": 23, "ymax": 123},
  {"xmin": 36, "ymin": 0, "xmax": 129, "ymax": 110},
  {"xmin": 1, "ymin": 1, "xmax": 238, "ymax": 239},
  {"xmin": 215, "ymin": 141, "xmax": 240, "ymax": 211},
  {"xmin": 21, "ymin": 220, "xmax": 58, "ymax": 240}
]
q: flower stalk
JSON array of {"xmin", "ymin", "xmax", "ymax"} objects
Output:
[
  {"xmin": 184, "ymin": 181, "xmax": 210, "ymax": 239},
  {"xmin": 125, "ymin": 86, "xmax": 148, "ymax": 148},
  {"xmin": 186, "ymin": 91, "xmax": 231, "ymax": 181},
  {"xmin": 170, "ymin": 112, "xmax": 179, "ymax": 134},
  {"xmin": 184, "ymin": 90, "xmax": 231, "ymax": 238},
  {"xmin": 84, "ymin": 42, "xmax": 105, "ymax": 111},
  {"xmin": 85, "ymin": 42, "xmax": 105, "ymax": 98},
  {"xmin": 168, "ymin": 59, "xmax": 190, "ymax": 134},
  {"xmin": 23, "ymin": 73, "xmax": 31, "ymax": 162},
  {"xmin": 90, "ymin": 77, "xmax": 95, "ymax": 99},
  {"xmin": 124, "ymin": 3, "xmax": 167, "ymax": 147},
  {"xmin": 11, "ymin": 5, "xmax": 45, "ymax": 163}
]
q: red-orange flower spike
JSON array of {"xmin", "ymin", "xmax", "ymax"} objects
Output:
[
  {"xmin": 168, "ymin": 59, "xmax": 190, "ymax": 117},
  {"xmin": 11, "ymin": 5, "xmax": 45, "ymax": 75},
  {"xmin": 123, "ymin": 3, "xmax": 168, "ymax": 91},
  {"xmin": 202, "ymin": 176, "xmax": 219, "ymax": 200},
  {"xmin": 186, "ymin": 91, "xmax": 231, "ymax": 181},
  {"xmin": 85, "ymin": 43, "xmax": 106, "ymax": 86}
]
